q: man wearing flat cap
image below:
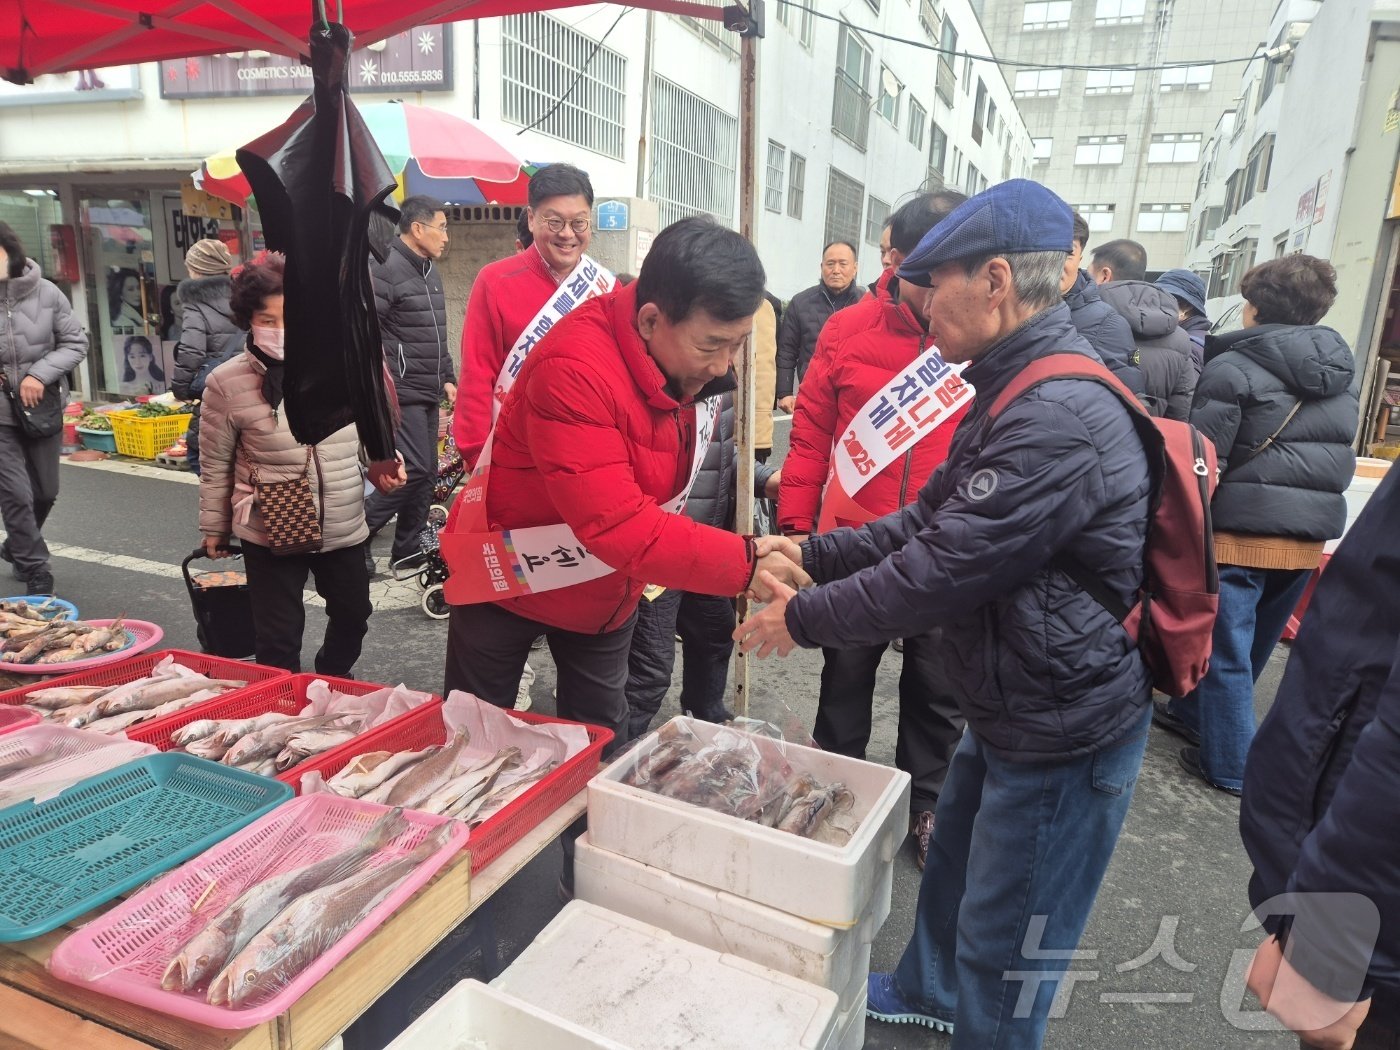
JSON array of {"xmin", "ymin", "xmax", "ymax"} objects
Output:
[{"xmin": 736, "ymin": 180, "xmax": 1154, "ymax": 1048}]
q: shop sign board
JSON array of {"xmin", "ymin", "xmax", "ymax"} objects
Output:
[
  {"xmin": 0, "ymin": 66, "xmax": 141, "ymax": 107},
  {"xmin": 159, "ymin": 26, "xmax": 451, "ymax": 98}
]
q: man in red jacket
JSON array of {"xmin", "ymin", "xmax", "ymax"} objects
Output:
[
  {"xmin": 778, "ymin": 190, "xmax": 971, "ymax": 870},
  {"xmin": 440, "ymin": 217, "xmax": 809, "ymax": 752},
  {"xmin": 452, "ymin": 163, "xmax": 612, "ymax": 469}
]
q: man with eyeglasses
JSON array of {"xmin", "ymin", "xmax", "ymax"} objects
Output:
[
  {"xmin": 453, "ymin": 163, "xmax": 613, "ymax": 470},
  {"xmin": 364, "ymin": 194, "xmax": 455, "ymax": 575}
]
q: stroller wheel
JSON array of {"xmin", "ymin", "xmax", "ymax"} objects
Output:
[
  {"xmin": 427, "ymin": 504, "xmax": 449, "ymax": 527},
  {"xmin": 421, "ymin": 583, "xmax": 450, "ymax": 620}
]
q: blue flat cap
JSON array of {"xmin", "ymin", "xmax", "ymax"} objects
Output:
[
  {"xmin": 1155, "ymin": 268, "xmax": 1208, "ymax": 316},
  {"xmin": 897, "ymin": 179, "xmax": 1073, "ymax": 287}
]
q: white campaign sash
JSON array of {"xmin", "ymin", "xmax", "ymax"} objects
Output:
[
  {"xmin": 820, "ymin": 345, "xmax": 973, "ymax": 530},
  {"xmin": 442, "ymin": 253, "xmax": 723, "ymax": 603}
]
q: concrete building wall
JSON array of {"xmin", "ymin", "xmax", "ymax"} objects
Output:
[{"xmin": 979, "ymin": 0, "xmax": 1275, "ymax": 272}]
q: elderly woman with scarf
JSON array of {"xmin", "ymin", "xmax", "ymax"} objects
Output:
[{"xmin": 197, "ymin": 251, "xmax": 403, "ymax": 674}]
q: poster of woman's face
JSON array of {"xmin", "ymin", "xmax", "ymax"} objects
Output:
[
  {"xmin": 119, "ymin": 334, "xmax": 167, "ymax": 396},
  {"xmin": 107, "ymin": 267, "xmax": 150, "ymax": 332}
]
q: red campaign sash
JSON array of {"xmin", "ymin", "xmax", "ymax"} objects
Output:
[{"xmin": 816, "ymin": 345, "xmax": 973, "ymax": 532}]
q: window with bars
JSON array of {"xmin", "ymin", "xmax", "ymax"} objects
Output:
[
  {"xmin": 1032, "ymin": 137, "xmax": 1052, "ymax": 162},
  {"xmin": 865, "ymin": 196, "xmax": 890, "ymax": 244},
  {"xmin": 919, "ymin": 0, "xmax": 940, "ymax": 39},
  {"xmin": 1094, "ymin": 0, "xmax": 1144, "ymax": 24},
  {"xmin": 1075, "ymin": 134, "xmax": 1125, "ymax": 164},
  {"xmin": 649, "ymin": 76, "xmax": 738, "ymax": 228},
  {"xmin": 788, "ymin": 153, "xmax": 807, "ymax": 218},
  {"xmin": 1075, "ymin": 203, "xmax": 1116, "ymax": 232},
  {"xmin": 1148, "ymin": 132, "xmax": 1202, "ymax": 164},
  {"xmin": 1014, "ymin": 69, "xmax": 1062, "ymax": 97},
  {"xmin": 876, "ymin": 65, "xmax": 903, "ymax": 126},
  {"xmin": 908, "ymin": 98, "xmax": 927, "ymax": 150},
  {"xmin": 833, "ymin": 23, "xmax": 873, "ymax": 149},
  {"xmin": 936, "ymin": 20, "xmax": 958, "ymax": 105},
  {"xmin": 1084, "ymin": 68, "xmax": 1134, "ymax": 94},
  {"xmin": 676, "ymin": 0, "xmax": 740, "ymax": 57},
  {"xmin": 1136, "ymin": 203, "xmax": 1190, "ymax": 233},
  {"xmin": 1242, "ymin": 133, "xmax": 1275, "ymax": 203},
  {"xmin": 824, "ymin": 167, "xmax": 865, "ymax": 248},
  {"xmin": 501, "ymin": 13, "xmax": 627, "ymax": 159},
  {"xmin": 1023, "ymin": 1, "xmax": 1072, "ymax": 29},
  {"xmin": 1160, "ymin": 65, "xmax": 1212, "ymax": 91},
  {"xmin": 765, "ymin": 141, "xmax": 786, "ymax": 213}
]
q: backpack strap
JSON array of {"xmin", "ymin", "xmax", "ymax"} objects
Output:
[{"xmin": 985, "ymin": 353, "xmax": 1159, "ymax": 627}]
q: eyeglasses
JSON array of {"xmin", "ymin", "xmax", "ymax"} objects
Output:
[
  {"xmin": 415, "ymin": 221, "xmax": 449, "ymax": 234},
  {"xmin": 539, "ymin": 216, "xmax": 591, "ymax": 235}
]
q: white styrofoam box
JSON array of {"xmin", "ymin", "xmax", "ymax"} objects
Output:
[
  {"xmin": 835, "ymin": 988, "xmax": 868, "ymax": 1050},
  {"xmin": 587, "ymin": 716, "xmax": 912, "ymax": 925},
  {"xmin": 574, "ymin": 830, "xmax": 889, "ymax": 1013},
  {"xmin": 385, "ymin": 979, "xmax": 629, "ymax": 1050},
  {"xmin": 493, "ymin": 901, "xmax": 842, "ymax": 1050},
  {"xmin": 1327, "ymin": 458, "xmax": 1389, "ymax": 553}
]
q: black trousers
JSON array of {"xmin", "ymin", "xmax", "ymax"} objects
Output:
[
  {"xmin": 814, "ymin": 633, "xmax": 965, "ymax": 814},
  {"xmin": 364, "ymin": 401, "xmax": 438, "ymax": 562},
  {"xmin": 0, "ymin": 423, "xmax": 61, "ymax": 578},
  {"xmin": 444, "ymin": 600, "xmax": 637, "ymax": 759},
  {"xmin": 242, "ymin": 539, "xmax": 372, "ymax": 676},
  {"xmin": 624, "ymin": 588, "xmax": 735, "ymax": 742}
]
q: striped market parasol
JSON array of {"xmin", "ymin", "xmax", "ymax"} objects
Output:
[{"xmin": 194, "ymin": 100, "xmax": 541, "ymax": 208}]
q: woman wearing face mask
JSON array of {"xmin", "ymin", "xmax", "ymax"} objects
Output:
[{"xmin": 196, "ymin": 252, "xmax": 385, "ymax": 675}]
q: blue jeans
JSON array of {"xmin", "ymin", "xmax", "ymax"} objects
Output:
[
  {"xmin": 893, "ymin": 711, "xmax": 1150, "ymax": 1049},
  {"xmin": 1167, "ymin": 564, "xmax": 1311, "ymax": 791}
]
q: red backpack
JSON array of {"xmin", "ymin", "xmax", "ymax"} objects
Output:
[{"xmin": 988, "ymin": 354, "xmax": 1219, "ymax": 696}]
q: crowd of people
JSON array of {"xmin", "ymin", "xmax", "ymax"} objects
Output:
[{"xmin": 0, "ymin": 159, "xmax": 1392, "ymax": 1048}]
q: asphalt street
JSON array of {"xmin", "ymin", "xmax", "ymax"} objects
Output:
[{"xmin": 15, "ymin": 427, "xmax": 1298, "ymax": 1049}]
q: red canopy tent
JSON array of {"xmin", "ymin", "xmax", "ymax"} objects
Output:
[{"xmin": 1, "ymin": 0, "xmax": 726, "ymax": 82}]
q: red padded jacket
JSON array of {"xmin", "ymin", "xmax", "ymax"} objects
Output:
[
  {"xmin": 444, "ymin": 282, "xmax": 756, "ymax": 633},
  {"xmin": 779, "ymin": 271, "xmax": 968, "ymax": 534}
]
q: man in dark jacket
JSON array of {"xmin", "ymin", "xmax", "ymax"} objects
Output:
[
  {"xmin": 1157, "ymin": 255, "xmax": 1358, "ymax": 795},
  {"xmin": 363, "ymin": 195, "xmax": 456, "ymax": 574},
  {"xmin": 1092, "ymin": 238, "xmax": 1197, "ymax": 419},
  {"xmin": 624, "ymin": 391, "xmax": 778, "ymax": 739},
  {"xmin": 1156, "ymin": 267, "xmax": 1210, "ymax": 369},
  {"xmin": 1061, "ymin": 214, "xmax": 1145, "ymax": 397},
  {"xmin": 737, "ymin": 181, "xmax": 1153, "ymax": 1048},
  {"xmin": 172, "ymin": 239, "xmax": 239, "ymax": 475},
  {"xmin": 1240, "ymin": 465, "xmax": 1400, "ymax": 1050},
  {"xmin": 775, "ymin": 241, "xmax": 863, "ymax": 411}
]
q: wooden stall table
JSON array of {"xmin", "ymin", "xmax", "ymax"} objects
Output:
[{"xmin": 0, "ymin": 790, "xmax": 587, "ymax": 1050}]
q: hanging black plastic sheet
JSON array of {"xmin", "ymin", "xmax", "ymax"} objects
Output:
[{"xmin": 235, "ymin": 20, "xmax": 399, "ymax": 460}]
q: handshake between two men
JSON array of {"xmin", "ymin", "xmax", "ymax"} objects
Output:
[{"xmin": 737, "ymin": 536, "xmax": 809, "ymax": 660}]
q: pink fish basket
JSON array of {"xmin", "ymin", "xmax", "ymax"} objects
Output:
[
  {"xmin": 49, "ymin": 793, "xmax": 467, "ymax": 1027},
  {"xmin": 290, "ymin": 702, "xmax": 611, "ymax": 874},
  {"xmin": 0, "ymin": 706, "xmax": 40, "ymax": 736}
]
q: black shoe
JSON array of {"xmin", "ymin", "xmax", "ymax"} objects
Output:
[
  {"xmin": 892, "ymin": 638, "xmax": 905, "ymax": 653},
  {"xmin": 911, "ymin": 811, "xmax": 934, "ymax": 871},
  {"xmin": 687, "ymin": 705, "xmax": 736, "ymax": 725},
  {"xmin": 1152, "ymin": 697, "xmax": 1200, "ymax": 746},
  {"xmin": 530, "ymin": 635, "xmax": 546, "ymax": 651},
  {"xmin": 363, "ymin": 546, "xmax": 376, "ymax": 576},
  {"xmin": 1177, "ymin": 747, "xmax": 1241, "ymax": 797},
  {"xmin": 1, "ymin": 542, "xmax": 21, "ymax": 581},
  {"xmin": 391, "ymin": 550, "xmax": 426, "ymax": 572},
  {"xmin": 25, "ymin": 572, "xmax": 54, "ymax": 596}
]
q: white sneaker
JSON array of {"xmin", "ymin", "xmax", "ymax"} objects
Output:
[{"xmin": 515, "ymin": 660, "xmax": 535, "ymax": 712}]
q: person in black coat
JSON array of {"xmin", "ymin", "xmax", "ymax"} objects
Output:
[
  {"xmin": 1155, "ymin": 267, "xmax": 1210, "ymax": 370},
  {"xmin": 624, "ymin": 388, "xmax": 777, "ymax": 739},
  {"xmin": 737, "ymin": 182, "xmax": 1153, "ymax": 1047},
  {"xmin": 1061, "ymin": 213, "xmax": 1145, "ymax": 398},
  {"xmin": 775, "ymin": 241, "xmax": 863, "ymax": 411},
  {"xmin": 1239, "ymin": 464, "xmax": 1400, "ymax": 1050},
  {"xmin": 1092, "ymin": 239, "xmax": 1198, "ymax": 419},
  {"xmin": 172, "ymin": 239, "xmax": 239, "ymax": 475},
  {"xmin": 363, "ymin": 195, "xmax": 456, "ymax": 573},
  {"xmin": 1157, "ymin": 255, "xmax": 1359, "ymax": 795}
]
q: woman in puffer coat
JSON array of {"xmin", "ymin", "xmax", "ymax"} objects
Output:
[
  {"xmin": 0, "ymin": 223, "xmax": 87, "ymax": 597},
  {"xmin": 172, "ymin": 238, "xmax": 240, "ymax": 474},
  {"xmin": 197, "ymin": 252, "xmax": 393, "ymax": 675},
  {"xmin": 1158, "ymin": 255, "xmax": 1360, "ymax": 795}
]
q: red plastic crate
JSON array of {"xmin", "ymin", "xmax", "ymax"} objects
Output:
[
  {"xmin": 291, "ymin": 701, "xmax": 611, "ymax": 873},
  {"xmin": 0, "ymin": 705, "xmax": 40, "ymax": 736},
  {"xmin": 0, "ymin": 649, "xmax": 289, "ymax": 709},
  {"xmin": 124, "ymin": 673, "xmax": 408, "ymax": 786}
]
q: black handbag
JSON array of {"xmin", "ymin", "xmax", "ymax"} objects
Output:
[{"xmin": 1, "ymin": 374, "xmax": 63, "ymax": 439}]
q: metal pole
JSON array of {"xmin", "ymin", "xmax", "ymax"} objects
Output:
[
  {"xmin": 636, "ymin": 11, "xmax": 656, "ymax": 200},
  {"xmin": 734, "ymin": 29, "xmax": 758, "ymax": 718}
]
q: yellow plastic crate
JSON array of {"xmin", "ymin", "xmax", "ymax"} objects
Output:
[{"xmin": 109, "ymin": 410, "xmax": 192, "ymax": 460}]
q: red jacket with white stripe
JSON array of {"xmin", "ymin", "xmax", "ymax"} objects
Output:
[
  {"xmin": 444, "ymin": 282, "xmax": 756, "ymax": 633},
  {"xmin": 779, "ymin": 270, "xmax": 968, "ymax": 534}
]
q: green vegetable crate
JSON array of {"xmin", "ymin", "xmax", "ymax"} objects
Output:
[{"xmin": 109, "ymin": 409, "xmax": 192, "ymax": 460}]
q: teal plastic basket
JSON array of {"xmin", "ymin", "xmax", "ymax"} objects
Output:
[{"xmin": 0, "ymin": 754, "xmax": 291, "ymax": 942}]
